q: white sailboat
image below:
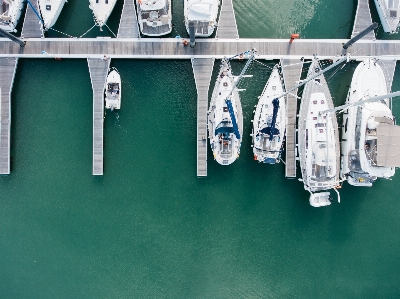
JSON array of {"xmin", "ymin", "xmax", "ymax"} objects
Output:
[
  {"xmin": 184, "ymin": 0, "xmax": 219, "ymax": 37},
  {"xmin": 38, "ymin": 0, "xmax": 67, "ymax": 30},
  {"xmin": 298, "ymin": 58, "xmax": 340, "ymax": 207},
  {"xmin": 252, "ymin": 66, "xmax": 286, "ymax": 164},
  {"xmin": 136, "ymin": 0, "xmax": 172, "ymax": 36},
  {"xmin": 89, "ymin": 0, "xmax": 117, "ymax": 28},
  {"xmin": 208, "ymin": 58, "xmax": 242, "ymax": 165},
  {"xmin": 374, "ymin": 0, "xmax": 400, "ymax": 33},
  {"xmin": 0, "ymin": 0, "xmax": 24, "ymax": 33},
  {"xmin": 105, "ymin": 68, "xmax": 121, "ymax": 110},
  {"xmin": 341, "ymin": 59, "xmax": 400, "ymax": 186}
]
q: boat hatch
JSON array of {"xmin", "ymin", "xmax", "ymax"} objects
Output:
[
  {"xmin": 390, "ymin": 10, "xmax": 397, "ymax": 18},
  {"xmin": 46, "ymin": 5, "xmax": 51, "ymax": 10}
]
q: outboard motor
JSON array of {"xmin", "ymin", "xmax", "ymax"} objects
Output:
[{"xmin": 189, "ymin": 21, "xmax": 196, "ymax": 48}]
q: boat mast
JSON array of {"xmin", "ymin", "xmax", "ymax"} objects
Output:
[
  {"xmin": 224, "ymin": 49, "xmax": 256, "ymax": 140},
  {"xmin": 318, "ymin": 90, "xmax": 400, "ymax": 116}
]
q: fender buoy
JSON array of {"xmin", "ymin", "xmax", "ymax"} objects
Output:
[{"xmin": 254, "ymin": 155, "xmax": 257, "ymax": 161}]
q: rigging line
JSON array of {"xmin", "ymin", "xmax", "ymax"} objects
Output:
[
  {"xmin": 48, "ymin": 27, "xmax": 76, "ymax": 38},
  {"xmin": 104, "ymin": 23, "xmax": 117, "ymax": 38},
  {"xmin": 79, "ymin": 24, "xmax": 96, "ymax": 38}
]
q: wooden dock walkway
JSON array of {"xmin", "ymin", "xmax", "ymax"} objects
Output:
[
  {"xmin": 216, "ymin": 0, "xmax": 239, "ymax": 39},
  {"xmin": 3, "ymin": 38, "xmax": 400, "ymax": 59},
  {"xmin": 88, "ymin": 57, "xmax": 110, "ymax": 175},
  {"xmin": 0, "ymin": 58, "xmax": 18, "ymax": 174},
  {"xmin": 377, "ymin": 59, "xmax": 397, "ymax": 93},
  {"xmin": 21, "ymin": 1, "xmax": 44, "ymax": 38},
  {"xmin": 351, "ymin": 0, "xmax": 375, "ymax": 40},
  {"xmin": 280, "ymin": 59, "xmax": 303, "ymax": 178},
  {"xmin": 117, "ymin": 0, "xmax": 140, "ymax": 38},
  {"xmin": 192, "ymin": 58, "xmax": 215, "ymax": 177}
]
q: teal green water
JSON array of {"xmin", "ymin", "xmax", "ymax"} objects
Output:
[{"xmin": 2, "ymin": 1, "xmax": 400, "ymax": 298}]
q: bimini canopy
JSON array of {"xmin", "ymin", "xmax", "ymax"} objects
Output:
[
  {"xmin": 215, "ymin": 126, "xmax": 234, "ymax": 135},
  {"xmin": 376, "ymin": 123, "xmax": 400, "ymax": 167}
]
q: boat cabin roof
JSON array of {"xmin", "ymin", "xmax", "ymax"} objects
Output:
[
  {"xmin": 139, "ymin": 0, "xmax": 166, "ymax": 11},
  {"xmin": 376, "ymin": 123, "xmax": 400, "ymax": 167}
]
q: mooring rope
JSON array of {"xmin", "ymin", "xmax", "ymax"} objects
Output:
[
  {"xmin": 48, "ymin": 27, "xmax": 75, "ymax": 38},
  {"xmin": 104, "ymin": 23, "xmax": 117, "ymax": 38},
  {"xmin": 80, "ymin": 24, "xmax": 97, "ymax": 38}
]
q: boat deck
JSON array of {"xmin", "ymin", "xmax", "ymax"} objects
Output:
[
  {"xmin": 298, "ymin": 60, "xmax": 340, "ymax": 187},
  {"xmin": 117, "ymin": 0, "xmax": 140, "ymax": 38},
  {"xmin": 192, "ymin": 58, "xmax": 215, "ymax": 177},
  {"xmin": 216, "ymin": 0, "xmax": 238, "ymax": 39},
  {"xmin": 281, "ymin": 59, "xmax": 303, "ymax": 178},
  {"xmin": 352, "ymin": 0, "xmax": 375, "ymax": 40},
  {"xmin": 0, "ymin": 58, "xmax": 18, "ymax": 174},
  {"xmin": 21, "ymin": 1, "xmax": 44, "ymax": 38},
  {"xmin": 88, "ymin": 57, "xmax": 110, "ymax": 175}
]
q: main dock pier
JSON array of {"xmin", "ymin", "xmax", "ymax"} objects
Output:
[{"xmin": 0, "ymin": 0, "xmax": 399, "ymax": 176}]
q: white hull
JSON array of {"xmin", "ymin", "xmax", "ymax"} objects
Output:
[
  {"xmin": 252, "ymin": 67, "xmax": 286, "ymax": 164},
  {"xmin": 89, "ymin": 0, "xmax": 117, "ymax": 27},
  {"xmin": 184, "ymin": 0, "xmax": 219, "ymax": 37},
  {"xmin": 374, "ymin": 0, "xmax": 400, "ymax": 33},
  {"xmin": 136, "ymin": 0, "xmax": 172, "ymax": 36},
  {"xmin": 298, "ymin": 59, "xmax": 340, "ymax": 199},
  {"xmin": 341, "ymin": 59, "xmax": 395, "ymax": 186},
  {"xmin": 105, "ymin": 69, "xmax": 121, "ymax": 110},
  {"xmin": 208, "ymin": 59, "xmax": 243, "ymax": 165},
  {"xmin": 38, "ymin": 0, "xmax": 67, "ymax": 29},
  {"xmin": 0, "ymin": 0, "xmax": 24, "ymax": 32}
]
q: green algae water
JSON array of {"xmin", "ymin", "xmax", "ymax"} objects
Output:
[{"xmin": 1, "ymin": 1, "xmax": 400, "ymax": 298}]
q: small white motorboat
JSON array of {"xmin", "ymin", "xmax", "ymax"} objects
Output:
[
  {"xmin": 105, "ymin": 68, "xmax": 121, "ymax": 110},
  {"xmin": 184, "ymin": 0, "xmax": 220, "ymax": 37},
  {"xmin": 136, "ymin": 0, "xmax": 172, "ymax": 36}
]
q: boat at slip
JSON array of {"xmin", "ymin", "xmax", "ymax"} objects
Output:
[
  {"xmin": 341, "ymin": 59, "xmax": 400, "ymax": 186},
  {"xmin": 38, "ymin": 0, "xmax": 68, "ymax": 30},
  {"xmin": 105, "ymin": 68, "xmax": 121, "ymax": 110},
  {"xmin": 298, "ymin": 58, "xmax": 340, "ymax": 207},
  {"xmin": 252, "ymin": 66, "xmax": 286, "ymax": 164},
  {"xmin": 88, "ymin": 0, "xmax": 117, "ymax": 28},
  {"xmin": 374, "ymin": 0, "xmax": 400, "ymax": 33},
  {"xmin": 184, "ymin": 0, "xmax": 220, "ymax": 37},
  {"xmin": 208, "ymin": 58, "xmax": 243, "ymax": 165},
  {"xmin": 136, "ymin": 0, "xmax": 172, "ymax": 36},
  {"xmin": 0, "ymin": 0, "xmax": 24, "ymax": 32}
]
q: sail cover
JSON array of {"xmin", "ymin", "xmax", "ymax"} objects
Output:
[
  {"xmin": 225, "ymin": 99, "xmax": 240, "ymax": 139},
  {"xmin": 376, "ymin": 123, "xmax": 400, "ymax": 167}
]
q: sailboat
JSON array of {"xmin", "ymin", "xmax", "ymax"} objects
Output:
[
  {"xmin": 374, "ymin": 0, "xmax": 400, "ymax": 33},
  {"xmin": 38, "ymin": 0, "xmax": 67, "ymax": 30},
  {"xmin": 105, "ymin": 68, "xmax": 121, "ymax": 110},
  {"xmin": 88, "ymin": 0, "xmax": 117, "ymax": 28},
  {"xmin": 252, "ymin": 66, "xmax": 286, "ymax": 164},
  {"xmin": 184, "ymin": 0, "xmax": 220, "ymax": 37},
  {"xmin": 0, "ymin": 0, "xmax": 24, "ymax": 33},
  {"xmin": 341, "ymin": 59, "xmax": 400, "ymax": 186},
  {"xmin": 136, "ymin": 0, "xmax": 172, "ymax": 36},
  {"xmin": 298, "ymin": 58, "xmax": 340, "ymax": 207}
]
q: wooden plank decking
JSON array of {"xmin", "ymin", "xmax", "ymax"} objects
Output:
[
  {"xmin": 192, "ymin": 58, "xmax": 215, "ymax": 177},
  {"xmin": 281, "ymin": 59, "xmax": 303, "ymax": 178},
  {"xmin": 377, "ymin": 59, "xmax": 397, "ymax": 93},
  {"xmin": 88, "ymin": 57, "xmax": 110, "ymax": 175},
  {"xmin": 3, "ymin": 38, "xmax": 400, "ymax": 59},
  {"xmin": 0, "ymin": 58, "xmax": 18, "ymax": 174},
  {"xmin": 351, "ymin": 0, "xmax": 375, "ymax": 40},
  {"xmin": 117, "ymin": 0, "xmax": 140, "ymax": 38},
  {"xmin": 215, "ymin": 0, "xmax": 239, "ymax": 39},
  {"xmin": 21, "ymin": 1, "xmax": 44, "ymax": 38}
]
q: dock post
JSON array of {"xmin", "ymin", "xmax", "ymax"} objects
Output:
[
  {"xmin": 343, "ymin": 22, "xmax": 378, "ymax": 49},
  {"xmin": 0, "ymin": 28, "xmax": 25, "ymax": 47},
  {"xmin": 189, "ymin": 21, "xmax": 196, "ymax": 48}
]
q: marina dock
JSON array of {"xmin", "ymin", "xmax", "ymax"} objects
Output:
[
  {"xmin": 117, "ymin": 0, "xmax": 140, "ymax": 38},
  {"xmin": 281, "ymin": 59, "xmax": 303, "ymax": 178},
  {"xmin": 88, "ymin": 58, "xmax": 110, "ymax": 175},
  {"xmin": 352, "ymin": 0, "xmax": 375, "ymax": 39},
  {"xmin": 216, "ymin": 0, "xmax": 239, "ymax": 39},
  {"xmin": 2, "ymin": 38, "xmax": 400, "ymax": 59},
  {"xmin": 192, "ymin": 58, "xmax": 215, "ymax": 177},
  {"xmin": 21, "ymin": 1, "xmax": 43, "ymax": 38},
  {"xmin": 0, "ymin": 58, "xmax": 18, "ymax": 174}
]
